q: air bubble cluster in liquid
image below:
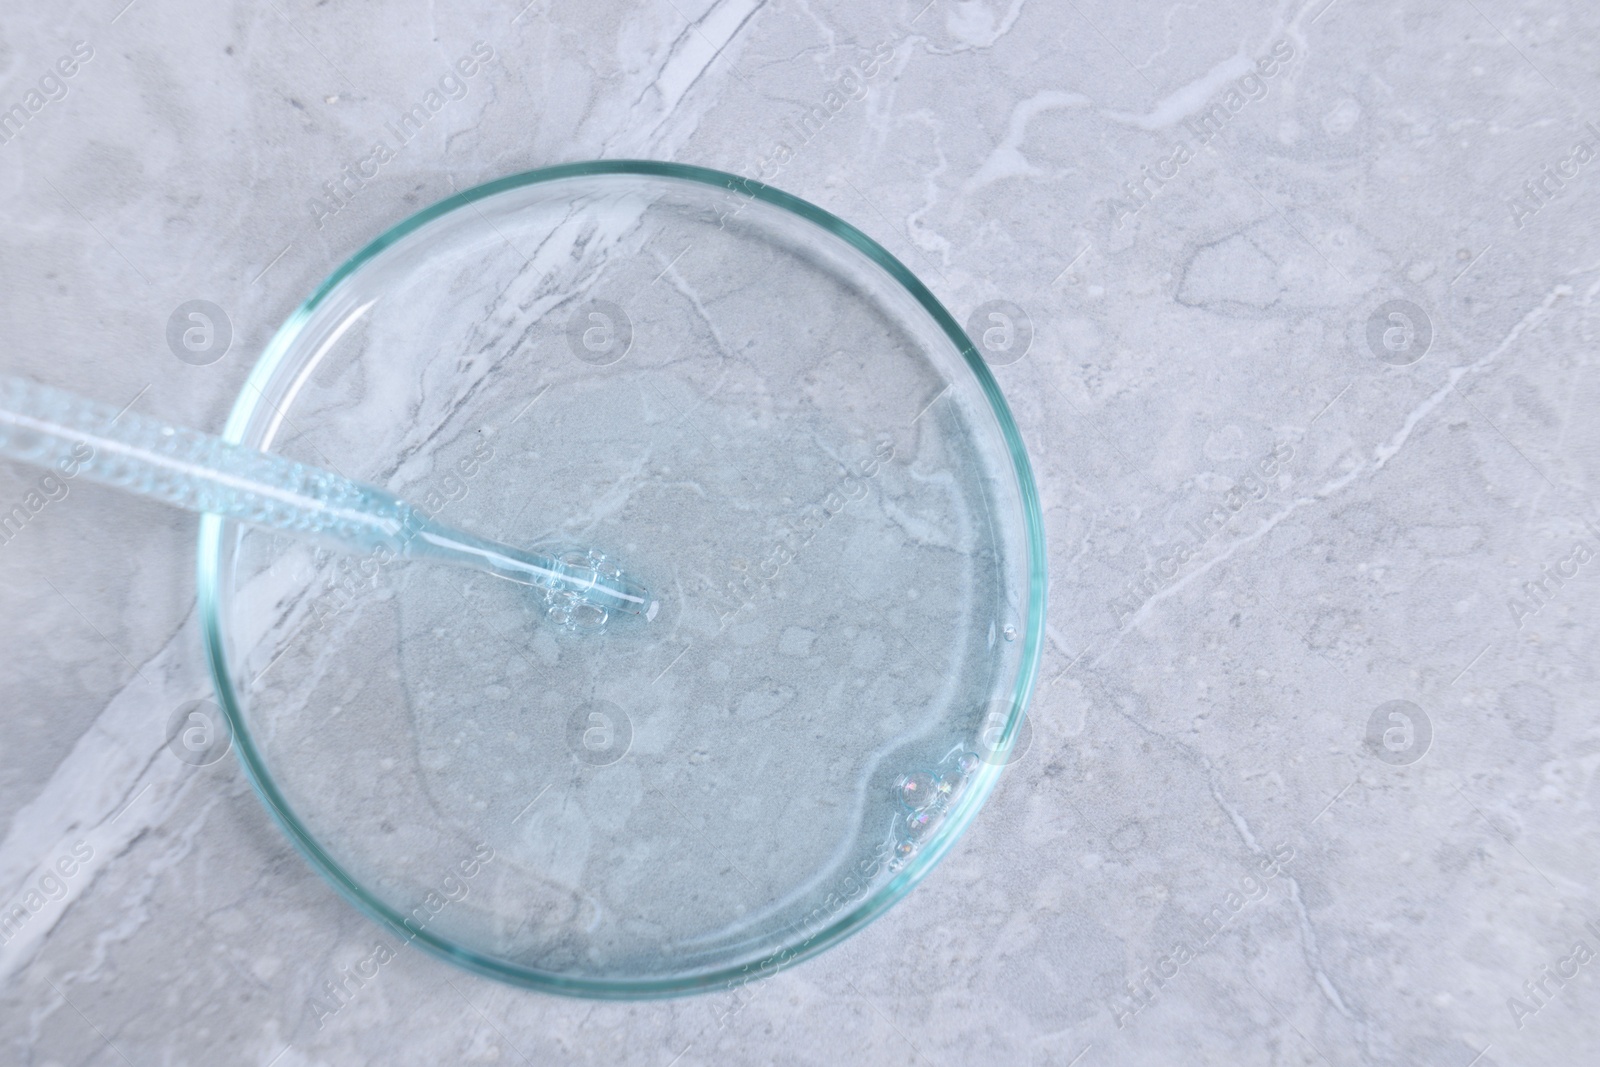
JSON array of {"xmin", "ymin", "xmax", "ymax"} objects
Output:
[
  {"xmin": 887, "ymin": 747, "xmax": 980, "ymax": 871},
  {"xmin": 539, "ymin": 546, "xmax": 627, "ymax": 635}
]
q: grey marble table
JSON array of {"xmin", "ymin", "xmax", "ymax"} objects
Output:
[{"xmin": 3, "ymin": 0, "xmax": 1599, "ymax": 1064}]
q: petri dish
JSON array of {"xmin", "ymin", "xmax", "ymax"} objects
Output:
[{"xmin": 197, "ymin": 161, "xmax": 1045, "ymax": 998}]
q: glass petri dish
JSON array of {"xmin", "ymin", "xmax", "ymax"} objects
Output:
[{"xmin": 197, "ymin": 161, "xmax": 1044, "ymax": 998}]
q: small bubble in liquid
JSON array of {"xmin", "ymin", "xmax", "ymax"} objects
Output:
[
  {"xmin": 905, "ymin": 809, "xmax": 939, "ymax": 837},
  {"xmin": 570, "ymin": 601, "xmax": 608, "ymax": 632},
  {"xmin": 956, "ymin": 752, "xmax": 980, "ymax": 775},
  {"xmin": 894, "ymin": 841, "xmax": 916, "ymax": 859},
  {"xmin": 544, "ymin": 595, "xmax": 610, "ymax": 634},
  {"xmin": 1002, "ymin": 625, "xmax": 1016, "ymax": 642},
  {"xmin": 898, "ymin": 771, "xmax": 938, "ymax": 810},
  {"xmin": 936, "ymin": 774, "xmax": 967, "ymax": 803}
]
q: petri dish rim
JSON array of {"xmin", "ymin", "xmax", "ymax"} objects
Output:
[{"xmin": 195, "ymin": 159, "xmax": 1047, "ymax": 999}]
